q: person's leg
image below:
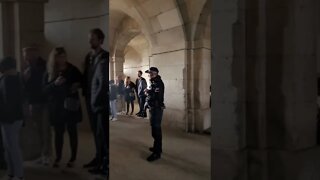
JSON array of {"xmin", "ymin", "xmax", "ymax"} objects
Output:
[
  {"xmin": 89, "ymin": 112, "xmax": 103, "ymax": 172},
  {"xmin": 67, "ymin": 121, "xmax": 78, "ymax": 163},
  {"xmin": 31, "ymin": 104, "xmax": 45, "ymax": 162},
  {"xmin": 136, "ymin": 95, "xmax": 141, "ymax": 115},
  {"xmin": 1, "ymin": 121, "xmax": 24, "ymax": 178},
  {"xmin": 1, "ymin": 125, "xmax": 14, "ymax": 177},
  {"xmin": 121, "ymin": 95, "xmax": 126, "ymax": 113},
  {"xmin": 147, "ymin": 108, "xmax": 163, "ymax": 161},
  {"xmin": 126, "ymin": 101, "xmax": 129, "ymax": 115},
  {"xmin": 130, "ymin": 100, "xmax": 134, "ymax": 115},
  {"xmin": 41, "ymin": 105, "xmax": 52, "ymax": 163},
  {"xmin": 53, "ymin": 123, "xmax": 65, "ymax": 164},
  {"xmin": 111, "ymin": 100, "xmax": 117, "ymax": 119},
  {"xmin": 154, "ymin": 108, "xmax": 163, "ymax": 153},
  {"xmin": 84, "ymin": 98, "xmax": 99, "ymax": 167},
  {"xmin": 141, "ymin": 96, "xmax": 146, "ymax": 117},
  {"xmin": 109, "ymin": 101, "xmax": 113, "ymax": 119},
  {"xmin": 101, "ymin": 111, "xmax": 109, "ymax": 175},
  {"xmin": 89, "ymin": 111, "xmax": 108, "ymax": 175}
]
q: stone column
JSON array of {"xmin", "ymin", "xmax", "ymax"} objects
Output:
[
  {"xmin": 114, "ymin": 56, "xmax": 125, "ymax": 79},
  {"xmin": 0, "ymin": 0, "xmax": 48, "ymax": 161},
  {"xmin": 212, "ymin": 0, "xmax": 247, "ymax": 179},
  {"xmin": 264, "ymin": 0, "xmax": 318, "ymax": 179},
  {"xmin": 0, "ymin": 0, "xmax": 47, "ymax": 71},
  {"xmin": 109, "ymin": 59, "xmax": 115, "ymax": 80}
]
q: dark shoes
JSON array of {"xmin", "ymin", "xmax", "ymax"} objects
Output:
[
  {"xmin": 88, "ymin": 167, "xmax": 108, "ymax": 176},
  {"xmin": 137, "ymin": 112, "xmax": 147, "ymax": 118},
  {"xmin": 53, "ymin": 159, "xmax": 60, "ymax": 168},
  {"xmin": 67, "ymin": 161, "xmax": 75, "ymax": 168},
  {"xmin": 83, "ymin": 158, "xmax": 98, "ymax": 168},
  {"xmin": 147, "ymin": 153, "xmax": 161, "ymax": 162}
]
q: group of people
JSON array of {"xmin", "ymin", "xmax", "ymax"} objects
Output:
[
  {"xmin": 0, "ymin": 28, "xmax": 108, "ymax": 180},
  {"xmin": 109, "ymin": 67, "xmax": 166, "ymax": 162},
  {"xmin": 109, "ymin": 70, "xmax": 148, "ymax": 121}
]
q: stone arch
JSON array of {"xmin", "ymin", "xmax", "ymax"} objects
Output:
[{"xmin": 110, "ymin": 0, "xmax": 192, "ymax": 130}]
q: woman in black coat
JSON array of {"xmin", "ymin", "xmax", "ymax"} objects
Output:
[
  {"xmin": 124, "ymin": 76, "xmax": 136, "ymax": 115},
  {"xmin": 43, "ymin": 47, "xmax": 82, "ymax": 168}
]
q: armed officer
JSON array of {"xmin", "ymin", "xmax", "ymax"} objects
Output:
[{"xmin": 144, "ymin": 67, "xmax": 165, "ymax": 162}]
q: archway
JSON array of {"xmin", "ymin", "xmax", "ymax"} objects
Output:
[{"xmin": 109, "ymin": 0, "xmax": 211, "ymax": 179}]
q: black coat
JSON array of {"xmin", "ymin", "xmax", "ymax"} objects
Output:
[
  {"xmin": 43, "ymin": 63, "xmax": 83, "ymax": 125},
  {"xmin": 23, "ymin": 57, "xmax": 47, "ymax": 104}
]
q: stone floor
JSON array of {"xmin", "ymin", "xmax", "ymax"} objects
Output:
[
  {"xmin": 109, "ymin": 114, "xmax": 211, "ymax": 180},
  {"xmin": 0, "ymin": 131, "xmax": 105, "ymax": 180},
  {"xmin": 0, "ymin": 107, "xmax": 210, "ymax": 180}
]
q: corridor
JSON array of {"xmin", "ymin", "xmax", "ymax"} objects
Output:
[{"xmin": 109, "ymin": 114, "xmax": 211, "ymax": 180}]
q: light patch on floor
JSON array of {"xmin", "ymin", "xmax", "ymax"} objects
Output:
[{"xmin": 110, "ymin": 114, "xmax": 211, "ymax": 180}]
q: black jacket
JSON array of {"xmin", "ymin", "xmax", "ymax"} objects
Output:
[
  {"xmin": 24, "ymin": 57, "xmax": 47, "ymax": 104},
  {"xmin": 90, "ymin": 50, "xmax": 109, "ymax": 113},
  {"xmin": 109, "ymin": 84, "xmax": 118, "ymax": 101},
  {"xmin": 146, "ymin": 75, "xmax": 165, "ymax": 108},
  {"xmin": 43, "ymin": 63, "xmax": 83, "ymax": 125},
  {"xmin": 0, "ymin": 73, "xmax": 24, "ymax": 123}
]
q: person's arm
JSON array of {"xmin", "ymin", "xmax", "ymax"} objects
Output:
[
  {"xmin": 154, "ymin": 81, "xmax": 165, "ymax": 107},
  {"xmin": 70, "ymin": 66, "xmax": 83, "ymax": 93},
  {"xmin": 82, "ymin": 53, "xmax": 90, "ymax": 96},
  {"xmin": 142, "ymin": 79, "xmax": 147, "ymax": 91},
  {"xmin": 42, "ymin": 72, "xmax": 59, "ymax": 95},
  {"xmin": 92, "ymin": 56, "xmax": 108, "ymax": 108}
]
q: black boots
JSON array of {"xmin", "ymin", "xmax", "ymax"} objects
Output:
[{"xmin": 147, "ymin": 153, "xmax": 161, "ymax": 162}]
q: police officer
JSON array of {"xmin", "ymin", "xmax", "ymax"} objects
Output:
[{"xmin": 144, "ymin": 67, "xmax": 165, "ymax": 162}]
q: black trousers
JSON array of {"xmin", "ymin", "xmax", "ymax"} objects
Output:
[
  {"xmin": 86, "ymin": 98, "xmax": 99, "ymax": 160},
  {"xmin": 95, "ymin": 111, "xmax": 108, "ymax": 170},
  {"xmin": 126, "ymin": 100, "xmax": 134, "ymax": 114},
  {"xmin": 149, "ymin": 108, "xmax": 164, "ymax": 154},
  {"xmin": 53, "ymin": 121, "xmax": 78, "ymax": 162},
  {"xmin": 138, "ymin": 95, "xmax": 146, "ymax": 114}
]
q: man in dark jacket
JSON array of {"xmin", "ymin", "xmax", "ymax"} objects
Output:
[
  {"xmin": 135, "ymin": 70, "xmax": 147, "ymax": 117},
  {"xmin": 144, "ymin": 67, "xmax": 165, "ymax": 162},
  {"xmin": 22, "ymin": 47, "xmax": 52, "ymax": 165},
  {"xmin": 0, "ymin": 57, "xmax": 24, "ymax": 179},
  {"xmin": 83, "ymin": 28, "xmax": 108, "ymax": 177}
]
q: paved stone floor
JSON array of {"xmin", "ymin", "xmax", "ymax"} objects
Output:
[
  {"xmin": 0, "ymin": 106, "xmax": 211, "ymax": 180},
  {"xmin": 0, "ymin": 131, "xmax": 105, "ymax": 180},
  {"xmin": 109, "ymin": 114, "xmax": 211, "ymax": 180}
]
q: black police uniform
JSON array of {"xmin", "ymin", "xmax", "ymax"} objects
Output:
[{"xmin": 145, "ymin": 68, "xmax": 165, "ymax": 160}]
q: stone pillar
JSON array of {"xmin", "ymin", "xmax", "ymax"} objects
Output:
[
  {"xmin": 114, "ymin": 56, "xmax": 125, "ymax": 79},
  {"xmin": 0, "ymin": 0, "xmax": 47, "ymax": 71},
  {"xmin": 109, "ymin": 60, "xmax": 115, "ymax": 80},
  {"xmin": 264, "ymin": 0, "xmax": 318, "ymax": 179},
  {"xmin": 212, "ymin": 0, "xmax": 247, "ymax": 179},
  {"xmin": 0, "ymin": 0, "xmax": 48, "ymax": 161}
]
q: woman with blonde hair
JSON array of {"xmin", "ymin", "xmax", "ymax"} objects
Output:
[
  {"xmin": 43, "ymin": 47, "xmax": 82, "ymax": 168},
  {"xmin": 124, "ymin": 76, "xmax": 136, "ymax": 115}
]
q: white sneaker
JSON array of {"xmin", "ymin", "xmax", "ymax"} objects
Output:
[{"xmin": 111, "ymin": 118, "xmax": 118, "ymax": 121}]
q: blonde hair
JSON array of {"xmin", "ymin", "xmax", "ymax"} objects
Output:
[
  {"xmin": 47, "ymin": 47, "xmax": 67, "ymax": 81},
  {"xmin": 125, "ymin": 76, "xmax": 131, "ymax": 86}
]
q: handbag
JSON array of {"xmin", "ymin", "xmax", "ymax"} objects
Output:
[{"xmin": 64, "ymin": 97, "xmax": 80, "ymax": 111}]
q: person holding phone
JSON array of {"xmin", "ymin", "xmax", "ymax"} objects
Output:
[{"xmin": 43, "ymin": 47, "xmax": 82, "ymax": 168}]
